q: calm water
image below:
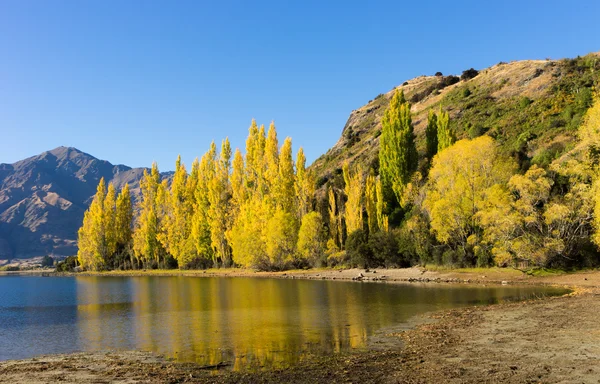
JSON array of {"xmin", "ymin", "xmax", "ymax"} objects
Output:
[{"xmin": 0, "ymin": 276, "xmax": 567, "ymax": 370}]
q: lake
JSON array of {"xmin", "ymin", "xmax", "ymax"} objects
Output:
[{"xmin": 0, "ymin": 275, "xmax": 567, "ymax": 370}]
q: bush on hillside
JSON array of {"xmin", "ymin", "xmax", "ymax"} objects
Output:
[
  {"xmin": 461, "ymin": 68, "xmax": 479, "ymax": 81},
  {"xmin": 41, "ymin": 256, "xmax": 54, "ymax": 267}
]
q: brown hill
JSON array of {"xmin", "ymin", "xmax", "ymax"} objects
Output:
[{"xmin": 310, "ymin": 52, "xmax": 600, "ymax": 192}]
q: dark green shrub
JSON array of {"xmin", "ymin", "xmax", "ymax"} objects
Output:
[
  {"xmin": 164, "ymin": 255, "xmax": 179, "ymax": 269},
  {"xmin": 368, "ymin": 230, "xmax": 400, "ymax": 267},
  {"xmin": 461, "ymin": 68, "xmax": 479, "ymax": 81},
  {"xmin": 442, "ymin": 75, "xmax": 460, "ymax": 87},
  {"xmin": 316, "ymin": 176, "xmax": 328, "ymax": 188},
  {"xmin": 56, "ymin": 256, "xmax": 78, "ymax": 272},
  {"xmin": 468, "ymin": 124, "xmax": 485, "ymax": 139},
  {"xmin": 519, "ymin": 96, "xmax": 532, "ymax": 109},
  {"xmin": 462, "ymin": 88, "xmax": 472, "ymax": 98},
  {"xmin": 41, "ymin": 256, "xmax": 54, "ymax": 267},
  {"xmin": 476, "ymin": 248, "xmax": 493, "ymax": 267},
  {"xmin": 346, "ymin": 229, "xmax": 373, "ymax": 268},
  {"xmin": 442, "ymin": 250, "xmax": 457, "ymax": 266},
  {"xmin": 531, "ymin": 146, "xmax": 562, "ymax": 168},
  {"xmin": 549, "ymin": 118, "xmax": 566, "ymax": 128},
  {"xmin": 576, "ymin": 87, "xmax": 593, "ymax": 109}
]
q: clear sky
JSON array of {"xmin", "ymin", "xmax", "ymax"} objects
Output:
[{"xmin": 1, "ymin": 0, "xmax": 598, "ymax": 170}]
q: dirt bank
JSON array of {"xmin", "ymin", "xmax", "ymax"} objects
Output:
[
  {"xmin": 1, "ymin": 270, "xmax": 600, "ymax": 383},
  {"xmin": 60, "ymin": 265, "xmax": 600, "ymax": 288}
]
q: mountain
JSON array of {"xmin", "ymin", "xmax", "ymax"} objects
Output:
[
  {"xmin": 310, "ymin": 52, "xmax": 600, "ymax": 194},
  {"xmin": 0, "ymin": 147, "xmax": 150, "ymax": 260}
]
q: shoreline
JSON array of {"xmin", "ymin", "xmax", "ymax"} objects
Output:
[
  {"xmin": 1, "ymin": 268, "xmax": 600, "ymax": 383},
  {"xmin": 5, "ymin": 265, "xmax": 597, "ymax": 289}
]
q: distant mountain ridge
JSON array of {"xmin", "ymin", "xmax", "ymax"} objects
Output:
[{"xmin": 0, "ymin": 146, "xmax": 152, "ymax": 260}]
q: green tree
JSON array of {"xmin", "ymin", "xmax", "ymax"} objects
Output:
[
  {"xmin": 379, "ymin": 89, "xmax": 417, "ymax": 207},
  {"xmin": 425, "ymin": 109, "xmax": 438, "ymax": 161},
  {"xmin": 436, "ymin": 108, "xmax": 455, "ymax": 152}
]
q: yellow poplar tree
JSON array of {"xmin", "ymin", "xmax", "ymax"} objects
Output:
[
  {"xmin": 115, "ymin": 183, "xmax": 133, "ymax": 255},
  {"xmin": 295, "ymin": 147, "xmax": 314, "ymax": 219},
  {"xmin": 160, "ymin": 155, "xmax": 193, "ymax": 266},
  {"xmin": 245, "ymin": 120, "xmax": 262, "ymax": 191},
  {"xmin": 133, "ymin": 163, "xmax": 162, "ymax": 267},
  {"xmin": 266, "ymin": 209, "xmax": 298, "ymax": 269},
  {"xmin": 191, "ymin": 144, "xmax": 216, "ymax": 263},
  {"xmin": 77, "ymin": 178, "xmax": 107, "ymax": 270},
  {"xmin": 208, "ymin": 138, "xmax": 232, "ymax": 266},
  {"xmin": 229, "ymin": 197, "xmax": 268, "ymax": 268},
  {"xmin": 364, "ymin": 170, "xmax": 377, "ymax": 235},
  {"xmin": 375, "ymin": 177, "xmax": 388, "ymax": 232},
  {"xmin": 264, "ymin": 122, "xmax": 280, "ymax": 202},
  {"xmin": 328, "ymin": 186, "xmax": 339, "ymax": 247},
  {"xmin": 278, "ymin": 137, "xmax": 296, "ymax": 215},
  {"xmin": 230, "ymin": 148, "xmax": 246, "ymax": 211},
  {"xmin": 103, "ymin": 182, "xmax": 117, "ymax": 264},
  {"xmin": 297, "ymin": 211, "xmax": 326, "ymax": 267},
  {"xmin": 343, "ymin": 162, "xmax": 364, "ymax": 235},
  {"xmin": 155, "ymin": 179, "xmax": 170, "ymax": 264}
]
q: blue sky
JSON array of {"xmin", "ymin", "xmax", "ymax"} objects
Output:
[{"xmin": 1, "ymin": 0, "xmax": 598, "ymax": 170}]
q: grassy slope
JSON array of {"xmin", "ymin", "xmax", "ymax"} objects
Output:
[{"xmin": 310, "ymin": 52, "xmax": 600, "ymax": 192}]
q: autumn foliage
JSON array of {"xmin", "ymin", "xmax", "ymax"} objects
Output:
[{"xmin": 77, "ymin": 92, "xmax": 600, "ymax": 271}]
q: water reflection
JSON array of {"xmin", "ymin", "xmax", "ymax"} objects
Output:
[{"xmin": 70, "ymin": 277, "xmax": 567, "ymax": 370}]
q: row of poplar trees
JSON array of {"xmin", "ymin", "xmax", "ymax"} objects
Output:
[
  {"xmin": 76, "ymin": 89, "xmax": 456, "ymax": 271},
  {"xmin": 78, "ymin": 121, "xmax": 326, "ymax": 270},
  {"xmin": 77, "ymin": 181, "xmax": 133, "ymax": 270}
]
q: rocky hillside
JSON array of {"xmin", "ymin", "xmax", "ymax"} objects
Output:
[
  {"xmin": 311, "ymin": 52, "xmax": 600, "ymax": 192},
  {"xmin": 0, "ymin": 147, "xmax": 150, "ymax": 260}
]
